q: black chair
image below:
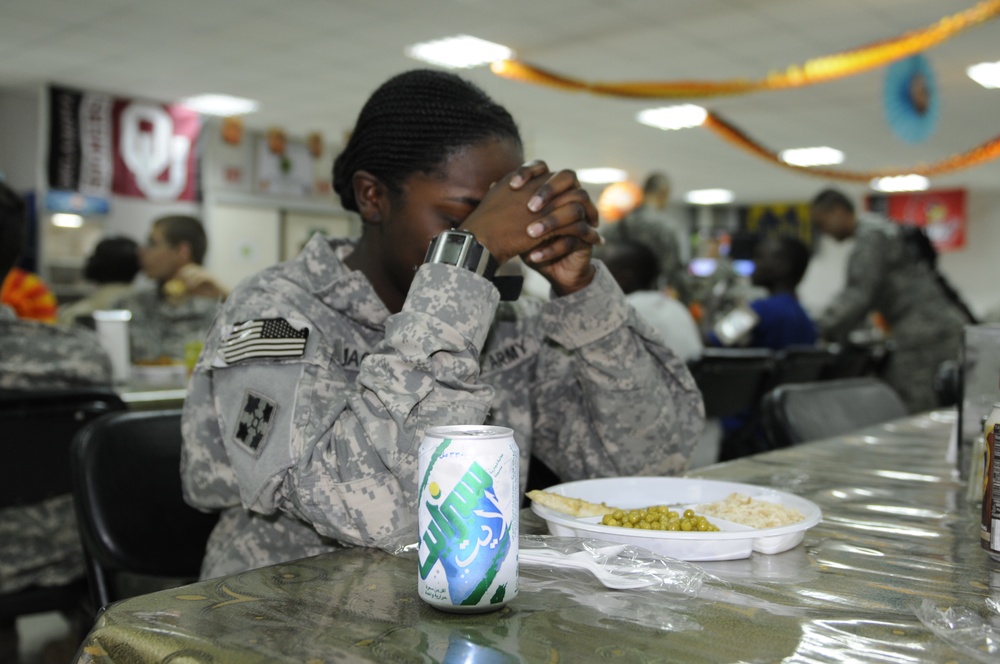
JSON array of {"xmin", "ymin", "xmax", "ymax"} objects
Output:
[
  {"xmin": 821, "ymin": 342, "xmax": 879, "ymax": 380},
  {"xmin": 714, "ymin": 346, "xmax": 830, "ymax": 461},
  {"xmin": 0, "ymin": 389, "xmax": 127, "ymax": 628},
  {"xmin": 933, "ymin": 358, "xmax": 961, "ymax": 408},
  {"xmin": 686, "ymin": 348, "xmax": 775, "ymax": 420},
  {"xmin": 770, "ymin": 345, "xmax": 833, "ymax": 386},
  {"xmin": 70, "ymin": 409, "xmax": 219, "ymax": 616},
  {"xmin": 761, "ymin": 377, "xmax": 908, "ymax": 449}
]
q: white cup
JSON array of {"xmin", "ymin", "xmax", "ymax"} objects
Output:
[{"xmin": 92, "ymin": 309, "xmax": 132, "ymax": 384}]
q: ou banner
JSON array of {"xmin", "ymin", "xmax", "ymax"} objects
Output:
[
  {"xmin": 48, "ymin": 85, "xmax": 201, "ymax": 203},
  {"xmin": 112, "ymin": 99, "xmax": 200, "ymax": 202}
]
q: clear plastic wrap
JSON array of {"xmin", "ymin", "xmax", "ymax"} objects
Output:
[
  {"xmin": 518, "ymin": 534, "xmax": 709, "ymax": 595},
  {"xmin": 914, "ymin": 598, "xmax": 1000, "ymax": 663}
]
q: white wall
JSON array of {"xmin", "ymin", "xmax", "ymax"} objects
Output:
[{"xmin": 937, "ymin": 191, "xmax": 1000, "ymax": 320}]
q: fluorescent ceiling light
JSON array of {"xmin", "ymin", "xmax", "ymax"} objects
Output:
[
  {"xmin": 967, "ymin": 61, "xmax": 1000, "ymax": 89},
  {"xmin": 577, "ymin": 168, "xmax": 628, "ymax": 184},
  {"xmin": 685, "ymin": 188, "xmax": 734, "ymax": 205},
  {"xmin": 870, "ymin": 174, "xmax": 929, "ymax": 192},
  {"xmin": 51, "ymin": 213, "xmax": 84, "ymax": 228},
  {"xmin": 406, "ymin": 35, "xmax": 513, "ymax": 69},
  {"xmin": 636, "ymin": 104, "xmax": 707, "ymax": 131},
  {"xmin": 180, "ymin": 94, "xmax": 259, "ymax": 116},
  {"xmin": 780, "ymin": 146, "xmax": 844, "ymax": 167}
]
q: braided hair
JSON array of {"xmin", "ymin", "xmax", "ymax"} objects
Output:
[{"xmin": 332, "ymin": 69, "xmax": 522, "ymax": 213}]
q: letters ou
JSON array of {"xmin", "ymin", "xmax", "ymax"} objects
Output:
[{"xmin": 119, "ymin": 103, "xmax": 190, "ymax": 201}]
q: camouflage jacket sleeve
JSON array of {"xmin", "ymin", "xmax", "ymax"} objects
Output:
[
  {"xmin": 818, "ymin": 227, "xmax": 888, "ymax": 342},
  {"xmin": 181, "ymin": 263, "xmax": 500, "ymax": 552},
  {"xmin": 530, "ymin": 261, "xmax": 705, "ymax": 480}
]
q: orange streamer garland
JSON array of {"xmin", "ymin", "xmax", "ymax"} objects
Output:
[
  {"xmin": 702, "ymin": 112, "xmax": 1000, "ymax": 181},
  {"xmin": 491, "ymin": 0, "xmax": 1000, "ymax": 99}
]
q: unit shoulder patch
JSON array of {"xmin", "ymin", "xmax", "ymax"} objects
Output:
[{"xmin": 234, "ymin": 390, "xmax": 278, "ymax": 455}]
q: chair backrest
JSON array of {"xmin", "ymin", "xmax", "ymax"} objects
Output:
[
  {"xmin": 687, "ymin": 348, "xmax": 775, "ymax": 419},
  {"xmin": 821, "ymin": 342, "xmax": 878, "ymax": 380},
  {"xmin": 933, "ymin": 358, "xmax": 961, "ymax": 408},
  {"xmin": 770, "ymin": 345, "xmax": 833, "ymax": 386},
  {"xmin": 70, "ymin": 409, "xmax": 219, "ymax": 610},
  {"xmin": 761, "ymin": 377, "xmax": 908, "ymax": 449},
  {"xmin": 0, "ymin": 388, "xmax": 127, "ymax": 507}
]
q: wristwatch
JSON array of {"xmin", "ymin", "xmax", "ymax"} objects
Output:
[
  {"xmin": 424, "ymin": 229, "xmax": 498, "ymax": 281},
  {"xmin": 423, "ymin": 230, "xmax": 522, "ymax": 300}
]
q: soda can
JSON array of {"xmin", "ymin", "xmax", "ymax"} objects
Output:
[
  {"xmin": 417, "ymin": 425, "xmax": 519, "ymax": 612},
  {"xmin": 982, "ymin": 403, "xmax": 1000, "ymax": 562}
]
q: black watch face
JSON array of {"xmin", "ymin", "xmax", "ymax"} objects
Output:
[{"xmin": 439, "ymin": 232, "xmax": 471, "ymax": 266}]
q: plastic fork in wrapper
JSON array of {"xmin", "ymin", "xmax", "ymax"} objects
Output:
[{"xmin": 518, "ymin": 535, "xmax": 709, "ymax": 594}]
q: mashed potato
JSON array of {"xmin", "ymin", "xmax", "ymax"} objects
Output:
[{"xmin": 698, "ymin": 493, "xmax": 804, "ymax": 529}]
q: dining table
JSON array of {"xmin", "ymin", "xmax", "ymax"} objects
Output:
[
  {"xmin": 73, "ymin": 409, "xmax": 999, "ymax": 663},
  {"xmin": 115, "ymin": 378, "xmax": 188, "ymax": 411}
]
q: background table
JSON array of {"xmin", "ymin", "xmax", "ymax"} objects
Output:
[{"xmin": 74, "ymin": 411, "xmax": 999, "ymax": 663}]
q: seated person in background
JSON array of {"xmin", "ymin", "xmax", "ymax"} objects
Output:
[
  {"xmin": 708, "ymin": 235, "xmax": 817, "ymax": 459},
  {"xmin": 181, "ymin": 69, "xmax": 705, "ymax": 578},
  {"xmin": 0, "ymin": 181, "xmax": 112, "ymax": 660},
  {"xmin": 601, "ymin": 171, "xmax": 691, "ymax": 303},
  {"xmin": 0, "ymin": 184, "xmax": 113, "ymax": 390},
  {"xmin": 113, "ymin": 215, "xmax": 228, "ymax": 363},
  {"xmin": 1, "ymin": 265, "xmax": 58, "ymax": 324},
  {"xmin": 709, "ymin": 235, "xmax": 817, "ymax": 350},
  {"xmin": 596, "ymin": 239, "xmax": 703, "ymax": 361},
  {"xmin": 58, "ymin": 236, "xmax": 140, "ymax": 326}
]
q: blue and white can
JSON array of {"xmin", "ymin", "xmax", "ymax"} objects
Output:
[{"xmin": 417, "ymin": 425, "xmax": 519, "ymax": 612}]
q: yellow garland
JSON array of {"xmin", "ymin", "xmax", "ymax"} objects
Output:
[
  {"xmin": 491, "ymin": 0, "xmax": 1000, "ymax": 99},
  {"xmin": 702, "ymin": 111, "xmax": 1000, "ymax": 181}
]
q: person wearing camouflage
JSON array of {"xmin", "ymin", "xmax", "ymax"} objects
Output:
[
  {"xmin": 600, "ymin": 172, "xmax": 690, "ymax": 303},
  {"xmin": 0, "ymin": 181, "xmax": 112, "ymax": 658},
  {"xmin": 810, "ymin": 188, "xmax": 967, "ymax": 413},
  {"xmin": 181, "ymin": 70, "xmax": 705, "ymax": 578},
  {"xmin": 112, "ymin": 215, "xmax": 225, "ymax": 362}
]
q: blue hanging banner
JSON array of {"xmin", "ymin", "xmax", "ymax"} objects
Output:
[{"xmin": 883, "ymin": 54, "xmax": 940, "ymax": 144}]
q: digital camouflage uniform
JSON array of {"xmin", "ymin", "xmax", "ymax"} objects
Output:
[
  {"xmin": 113, "ymin": 286, "xmax": 220, "ymax": 362},
  {"xmin": 819, "ymin": 214, "xmax": 967, "ymax": 413},
  {"xmin": 602, "ymin": 205, "xmax": 690, "ymax": 302},
  {"xmin": 181, "ymin": 235, "xmax": 705, "ymax": 578},
  {"xmin": 0, "ymin": 304, "xmax": 112, "ymax": 593}
]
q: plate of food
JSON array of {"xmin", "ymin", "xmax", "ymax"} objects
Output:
[{"xmin": 527, "ymin": 477, "xmax": 821, "ymax": 561}]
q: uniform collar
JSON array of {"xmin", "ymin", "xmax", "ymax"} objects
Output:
[{"xmin": 295, "ymin": 233, "xmax": 390, "ymax": 327}]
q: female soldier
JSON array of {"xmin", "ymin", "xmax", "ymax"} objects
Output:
[{"xmin": 181, "ymin": 69, "xmax": 703, "ymax": 577}]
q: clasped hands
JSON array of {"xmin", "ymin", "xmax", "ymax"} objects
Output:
[{"xmin": 460, "ymin": 161, "xmax": 601, "ymax": 297}]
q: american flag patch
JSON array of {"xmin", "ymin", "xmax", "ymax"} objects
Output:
[{"xmin": 222, "ymin": 318, "xmax": 309, "ymax": 364}]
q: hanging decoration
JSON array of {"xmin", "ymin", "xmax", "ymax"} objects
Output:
[
  {"xmin": 883, "ymin": 54, "xmax": 939, "ymax": 143},
  {"xmin": 701, "ymin": 111, "xmax": 1000, "ymax": 182},
  {"xmin": 307, "ymin": 131, "xmax": 324, "ymax": 158},
  {"xmin": 596, "ymin": 180, "xmax": 642, "ymax": 222},
  {"xmin": 220, "ymin": 116, "xmax": 244, "ymax": 146},
  {"xmin": 490, "ymin": 0, "xmax": 1000, "ymax": 100}
]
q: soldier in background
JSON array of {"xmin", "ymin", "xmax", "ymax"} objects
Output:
[
  {"xmin": 810, "ymin": 188, "xmax": 967, "ymax": 412},
  {"xmin": 601, "ymin": 171, "xmax": 691, "ymax": 303},
  {"xmin": 181, "ymin": 69, "xmax": 705, "ymax": 578},
  {"xmin": 0, "ymin": 180, "xmax": 112, "ymax": 663},
  {"xmin": 112, "ymin": 215, "xmax": 227, "ymax": 363}
]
